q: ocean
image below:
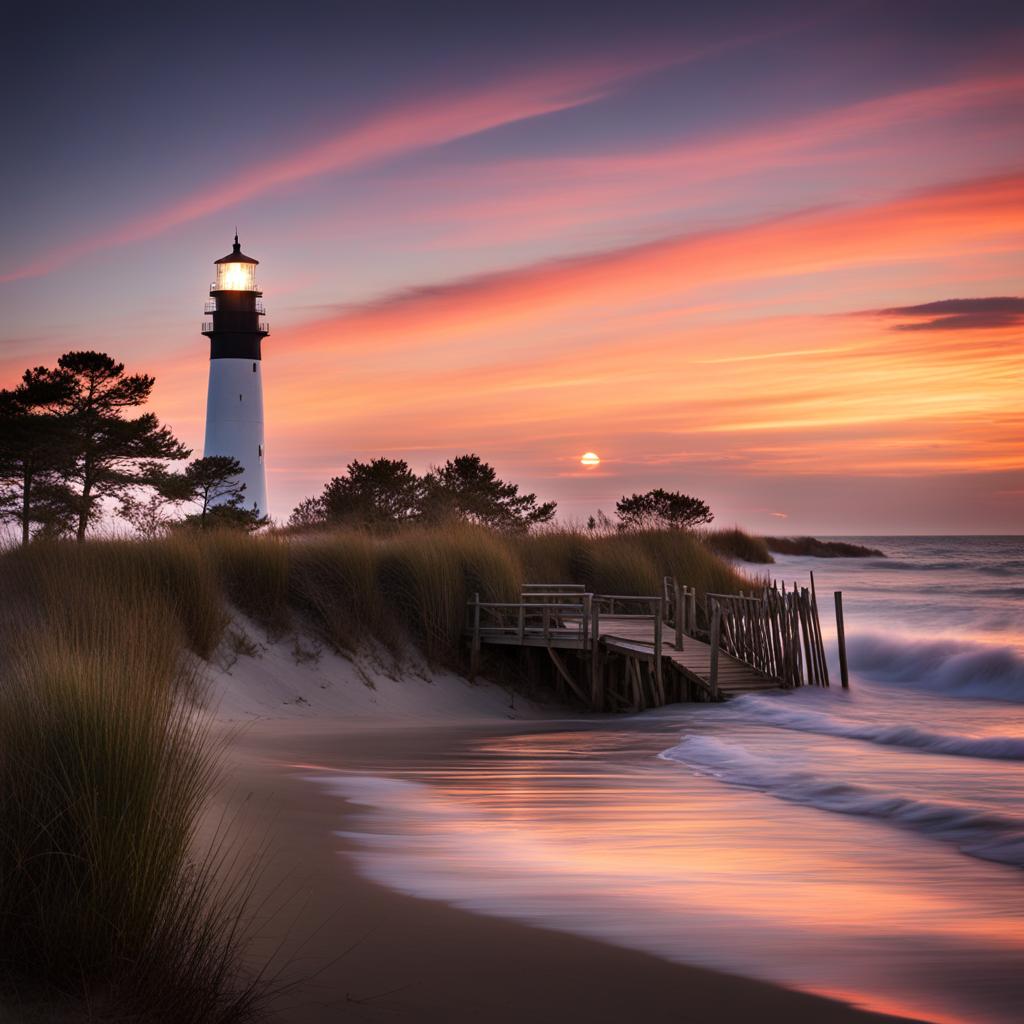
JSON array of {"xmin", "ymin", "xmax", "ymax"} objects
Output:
[{"xmin": 312, "ymin": 537, "xmax": 1024, "ymax": 1024}]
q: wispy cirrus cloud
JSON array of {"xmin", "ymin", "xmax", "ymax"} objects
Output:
[
  {"xmin": 0, "ymin": 54, "xmax": 676, "ymax": 284},
  {"xmin": 329, "ymin": 69, "xmax": 1024, "ymax": 252},
  {"xmin": 287, "ymin": 169, "xmax": 1024, "ymax": 355}
]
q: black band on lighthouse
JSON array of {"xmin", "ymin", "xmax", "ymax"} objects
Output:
[{"xmin": 209, "ymin": 334, "xmax": 263, "ymax": 360}]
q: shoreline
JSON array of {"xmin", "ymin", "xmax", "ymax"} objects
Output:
[{"xmin": 222, "ymin": 717, "xmax": 926, "ymax": 1024}]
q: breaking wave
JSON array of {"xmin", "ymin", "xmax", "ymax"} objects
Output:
[
  {"xmin": 848, "ymin": 633, "xmax": 1024, "ymax": 701},
  {"xmin": 730, "ymin": 694, "xmax": 1024, "ymax": 760},
  {"xmin": 660, "ymin": 736, "xmax": 1024, "ymax": 867}
]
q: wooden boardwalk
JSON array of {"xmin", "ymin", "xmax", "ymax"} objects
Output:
[
  {"xmin": 467, "ymin": 578, "xmax": 845, "ymax": 710},
  {"xmin": 597, "ymin": 616, "xmax": 780, "ymax": 699}
]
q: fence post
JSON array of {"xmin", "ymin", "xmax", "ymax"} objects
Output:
[
  {"xmin": 809, "ymin": 571, "xmax": 830, "ymax": 687},
  {"xmin": 470, "ymin": 592, "xmax": 481, "ymax": 679},
  {"xmin": 687, "ymin": 587, "xmax": 697, "ymax": 635},
  {"xmin": 590, "ymin": 603, "xmax": 603, "ymax": 710},
  {"xmin": 673, "ymin": 579, "xmax": 684, "ymax": 650},
  {"xmin": 835, "ymin": 591, "xmax": 849, "ymax": 689},
  {"xmin": 709, "ymin": 603, "xmax": 721, "ymax": 701},
  {"xmin": 654, "ymin": 599, "xmax": 664, "ymax": 704}
]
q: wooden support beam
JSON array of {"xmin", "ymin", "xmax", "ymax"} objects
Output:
[
  {"xmin": 628, "ymin": 657, "xmax": 642, "ymax": 711},
  {"xmin": 470, "ymin": 592, "xmax": 481, "ymax": 679},
  {"xmin": 654, "ymin": 600, "xmax": 665, "ymax": 704},
  {"xmin": 709, "ymin": 603, "xmax": 721, "ymax": 701},
  {"xmin": 547, "ymin": 647, "xmax": 589, "ymax": 705},
  {"xmin": 590, "ymin": 603, "xmax": 603, "ymax": 711}
]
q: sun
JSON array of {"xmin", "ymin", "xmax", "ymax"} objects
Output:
[{"xmin": 580, "ymin": 451, "xmax": 601, "ymax": 467}]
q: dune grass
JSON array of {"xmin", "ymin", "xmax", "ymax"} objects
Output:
[
  {"xmin": 0, "ymin": 544, "xmax": 260, "ymax": 1021},
  {"xmin": 1, "ymin": 525, "xmax": 752, "ymax": 669},
  {"xmin": 703, "ymin": 527, "xmax": 774, "ymax": 564}
]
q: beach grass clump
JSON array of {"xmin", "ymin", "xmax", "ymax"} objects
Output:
[
  {"xmin": 703, "ymin": 527, "xmax": 774, "ymax": 564},
  {"xmin": 0, "ymin": 545, "xmax": 259, "ymax": 1021},
  {"xmin": 0, "ymin": 537, "xmax": 229, "ymax": 660},
  {"xmin": 627, "ymin": 528, "xmax": 756, "ymax": 597},
  {"xmin": 377, "ymin": 524, "xmax": 521, "ymax": 661},
  {"xmin": 513, "ymin": 528, "xmax": 593, "ymax": 585},
  {"xmin": 205, "ymin": 530, "xmax": 292, "ymax": 633},
  {"xmin": 586, "ymin": 531, "xmax": 662, "ymax": 594},
  {"xmin": 287, "ymin": 530, "xmax": 391, "ymax": 653}
]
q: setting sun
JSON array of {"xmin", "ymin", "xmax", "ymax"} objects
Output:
[{"xmin": 580, "ymin": 451, "xmax": 601, "ymax": 467}]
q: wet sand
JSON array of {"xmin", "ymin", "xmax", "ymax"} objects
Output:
[{"xmin": 224, "ymin": 719, "xmax": 923, "ymax": 1024}]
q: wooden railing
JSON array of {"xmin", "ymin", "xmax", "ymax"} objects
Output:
[
  {"xmin": 663, "ymin": 576, "xmax": 698, "ymax": 647},
  {"xmin": 468, "ymin": 591, "xmax": 592, "ymax": 675}
]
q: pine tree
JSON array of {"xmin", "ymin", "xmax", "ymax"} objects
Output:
[
  {"xmin": 46, "ymin": 352, "xmax": 190, "ymax": 541},
  {"xmin": 0, "ymin": 368, "xmax": 75, "ymax": 544}
]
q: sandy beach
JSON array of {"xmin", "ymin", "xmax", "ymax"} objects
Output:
[
  {"xmin": 226, "ymin": 723, "xmax": 924, "ymax": 1024},
  {"xmin": 209, "ymin": 633, "xmax": 923, "ymax": 1024}
]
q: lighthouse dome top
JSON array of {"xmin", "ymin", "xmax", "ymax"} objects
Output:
[{"xmin": 214, "ymin": 233, "xmax": 259, "ymax": 265}]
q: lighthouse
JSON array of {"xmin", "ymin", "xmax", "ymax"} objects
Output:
[{"xmin": 201, "ymin": 234, "xmax": 269, "ymax": 518}]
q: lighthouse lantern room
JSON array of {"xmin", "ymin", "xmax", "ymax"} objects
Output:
[{"xmin": 201, "ymin": 234, "xmax": 269, "ymax": 518}]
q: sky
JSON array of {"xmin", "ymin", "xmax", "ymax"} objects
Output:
[{"xmin": 2, "ymin": 0, "xmax": 1022, "ymax": 533}]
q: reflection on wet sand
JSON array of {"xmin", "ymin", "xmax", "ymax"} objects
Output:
[{"xmin": 308, "ymin": 717, "xmax": 1024, "ymax": 1024}]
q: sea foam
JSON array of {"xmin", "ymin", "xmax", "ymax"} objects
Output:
[
  {"xmin": 660, "ymin": 735, "xmax": 1024, "ymax": 867},
  {"xmin": 730, "ymin": 694, "xmax": 1024, "ymax": 760}
]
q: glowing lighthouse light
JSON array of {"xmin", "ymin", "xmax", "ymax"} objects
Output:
[
  {"xmin": 580, "ymin": 451, "xmax": 601, "ymax": 467},
  {"xmin": 217, "ymin": 260, "xmax": 256, "ymax": 292}
]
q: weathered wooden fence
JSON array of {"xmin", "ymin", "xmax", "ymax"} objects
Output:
[{"xmin": 703, "ymin": 575, "xmax": 831, "ymax": 689}]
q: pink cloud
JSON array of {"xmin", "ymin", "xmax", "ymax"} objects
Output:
[{"xmin": 0, "ymin": 54, "xmax": 674, "ymax": 283}]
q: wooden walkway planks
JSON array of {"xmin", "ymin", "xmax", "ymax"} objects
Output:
[{"xmin": 596, "ymin": 616, "xmax": 779, "ymax": 698}]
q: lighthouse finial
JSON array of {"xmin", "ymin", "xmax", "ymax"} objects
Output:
[{"xmin": 233, "ymin": 227, "xmax": 239, "ymax": 251}]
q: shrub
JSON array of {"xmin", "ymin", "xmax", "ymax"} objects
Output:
[
  {"xmin": 703, "ymin": 528, "xmax": 774, "ymax": 564},
  {"xmin": 763, "ymin": 536, "xmax": 884, "ymax": 558}
]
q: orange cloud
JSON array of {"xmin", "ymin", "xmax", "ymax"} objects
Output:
[{"xmin": 287, "ymin": 170, "xmax": 1024, "ymax": 355}]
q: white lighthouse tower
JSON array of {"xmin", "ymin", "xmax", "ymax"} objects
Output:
[{"xmin": 201, "ymin": 234, "xmax": 269, "ymax": 518}]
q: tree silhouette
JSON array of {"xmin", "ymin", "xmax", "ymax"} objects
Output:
[
  {"xmin": 0, "ymin": 368, "xmax": 75, "ymax": 544},
  {"xmin": 616, "ymin": 489, "xmax": 713, "ymax": 531},
  {"xmin": 292, "ymin": 458, "xmax": 422, "ymax": 530},
  {"xmin": 45, "ymin": 352, "xmax": 190, "ymax": 540},
  {"xmin": 422, "ymin": 454, "xmax": 556, "ymax": 531},
  {"xmin": 289, "ymin": 454, "xmax": 557, "ymax": 533},
  {"xmin": 120, "ymin": 455, "xmax": 259, "ymax": 535}
]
